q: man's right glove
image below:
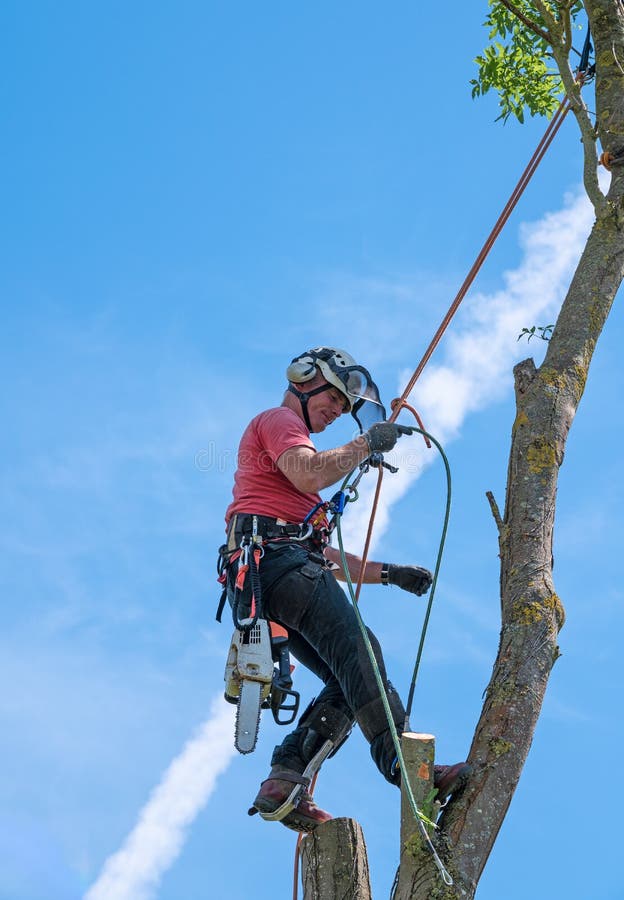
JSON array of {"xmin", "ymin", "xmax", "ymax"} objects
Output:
[
  {"xmin": 381, "ymin": 563, "xmax": 433, "ymax": 596},
  {"xmin": 364, "ymin": 422, "xmax": 413, "ymax": 454}
]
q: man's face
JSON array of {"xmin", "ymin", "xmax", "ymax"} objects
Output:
[{"xmin": 305, "ymin": 376, "xmax": 349, "ymax": 433}]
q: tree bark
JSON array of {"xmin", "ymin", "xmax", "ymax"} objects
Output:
[
  {"xmin": 393, "ymin": 733, "xmax": 442, "ymax": 900},
  {"xmin": 300, "ymin": 818, "xmax": 372, "ymax": 900}
]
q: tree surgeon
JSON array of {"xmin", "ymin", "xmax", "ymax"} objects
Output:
[{"xmin": 219, "ymin": 347, "xmax": 469, "ymax": 832}]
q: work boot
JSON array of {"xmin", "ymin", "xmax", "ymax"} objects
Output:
[
  {"xmin": 434, "ymin": 762, "xmax": 471, "ymax": 805},
  {"xmin": 248, "ymin": 769, "xmax": 332, "ymax": 833}
]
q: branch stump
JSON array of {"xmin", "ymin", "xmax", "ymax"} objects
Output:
[
  {"xmin": 300, "ymin": 817, "xmax": 372, "ymax": 900},
  {"xmin": 393, "ymin": 733, "xmax": 441, "ymax": 900}
]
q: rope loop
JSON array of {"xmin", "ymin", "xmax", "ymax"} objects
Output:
[
  {"xmin": 599, "ymin": 151, "xmax": 613, "ymax": 171},
  {"xmin": 390, "ymin": 398, "xmax": 432, "ymax": 448},
  {"xmin": 599, "ymin": 149, "xmax": 624, "ymax": 171}
]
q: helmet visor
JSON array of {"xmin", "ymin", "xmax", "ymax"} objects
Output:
[{"xmin": 328, "ymin": 362, "xmax": 387, "ymax": 432}]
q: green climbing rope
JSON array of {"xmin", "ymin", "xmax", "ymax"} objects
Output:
[
  {"xmin": 404, "ymin": 428, "xmax": 452, "ymax": 722},
  {"xmin": 333, "ymin": 426, "xmax": 453, "ymax": 885}
]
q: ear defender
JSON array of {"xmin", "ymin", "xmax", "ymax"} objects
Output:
[{"xmin": 286, "ymin": 356, "xmax": 318, "ymax": 384}]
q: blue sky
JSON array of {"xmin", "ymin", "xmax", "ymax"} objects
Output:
[{"xmin": 3, "ymin": 3, "xmax": 623, "ymax": 899}]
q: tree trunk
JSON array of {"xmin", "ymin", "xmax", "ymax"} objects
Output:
[{"xmin": 300, "ymin": 818, "xmax": 372, "ymax": 900}]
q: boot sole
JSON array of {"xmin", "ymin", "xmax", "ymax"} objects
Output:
[
  {"xmin": 252, "ymin": 798, "xmax": 331, "ymax": 832},
  {"xmin": 280, "ymin": 812, "xmax": 328, "ymax": 833}
]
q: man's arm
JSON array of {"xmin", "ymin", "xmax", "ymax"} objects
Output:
[
  {"xmin": 323, "ymin": 546, "xmax": 383, "ymax": 583},
  {"xmin": 275, "ymin": 422, "xmax": 411, "ymax": 493},
  {"xmin": 276, "ymin": 438, "xmax": 370, "ymax": 493},
  {"xmin": 324, "ymin": 546, "xmax": 433, "ymax": 597}
]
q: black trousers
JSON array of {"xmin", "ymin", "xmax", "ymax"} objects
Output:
[{"xmin": 226, "ymin": 540, "xmax": 404, "ymax": 783}]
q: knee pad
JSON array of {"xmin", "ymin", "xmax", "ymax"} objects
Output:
[{"xmin": 354, "ymin": 682, "xmax": 405, "ymax": 743}]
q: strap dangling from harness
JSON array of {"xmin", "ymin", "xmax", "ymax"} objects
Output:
[
  {"xmin": 216, "ymin": 544, "xmax": 230, "ymax": 623},
  {"xmin": 231, "ymin": 516, "xmax": 265, "ymax": 631}
]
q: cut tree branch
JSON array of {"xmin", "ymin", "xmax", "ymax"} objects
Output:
[{"xmin": 486, "ymin": 491, "xmax": 504, "ymax": 536}]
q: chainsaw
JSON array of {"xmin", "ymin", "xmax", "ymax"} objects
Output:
[{"xmin": 224, "ymin": 618, "xmax": 300, "ymax": 754}]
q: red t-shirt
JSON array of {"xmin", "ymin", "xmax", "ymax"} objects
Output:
[{"xmin": 224, "ymin": 406, "xmax": 322, "ymax": 526}]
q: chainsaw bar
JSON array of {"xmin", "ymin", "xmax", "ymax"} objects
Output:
[{"xmin": 235, "ymin": 679, "xmax": 263, "ymax": 754}]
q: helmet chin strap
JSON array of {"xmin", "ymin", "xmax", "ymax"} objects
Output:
[{"xmin": 288, "ymin": 383, "xmax": 334, "ymax": 431}]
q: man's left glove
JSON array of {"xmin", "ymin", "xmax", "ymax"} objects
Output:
[{"xmin": 381, "ymin": 563, "xmax": 433, "ymax": 596}]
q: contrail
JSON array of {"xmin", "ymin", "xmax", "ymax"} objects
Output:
[{"xmin": 85, "ymin": 695, "xmax": 236, "ymax": 900}]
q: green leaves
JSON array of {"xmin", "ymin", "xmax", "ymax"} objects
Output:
[
  {"xmin": 517, "ymin": 324, "xmax": 554, "ymax": 342},
  {"xmin": 471, "ymin": 1, "xmax": 581, "ymax": 123},
  {"xmin": 471, "ymin": 43, "xmax": 560, "ymax": 123}
]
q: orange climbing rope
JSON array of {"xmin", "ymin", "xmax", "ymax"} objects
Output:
[
  {"xmin": 292, "ymin": 773, "xmax": 318, "ymax": 900},
  {"xmin": 291, "ymin": 92, "xmax": 578, "ymax": 899},
  {"xmin": 353, "ymin": 94, "xmax": 574, "ymax": 607},
  {"xmin": 389, "ymin": 95, "xmax": 573, "ymax": 424}
]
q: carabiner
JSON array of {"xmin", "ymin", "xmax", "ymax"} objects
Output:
[{"xmin": 291, "ymin": 523, "xmax": 314, "ymax": 541}]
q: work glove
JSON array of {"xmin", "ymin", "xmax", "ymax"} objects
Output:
[
  {"xmin": 382, "ymin": 563, "xmax": 433, "ymax": 596},
  {"xmin": 364, "ymin": 422, "xmax": 413, "ymax": 454}
]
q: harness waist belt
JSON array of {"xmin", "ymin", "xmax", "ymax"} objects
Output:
[{"xmin": 226, "ymin": 514, "xmax": 325, "ymax": 552}]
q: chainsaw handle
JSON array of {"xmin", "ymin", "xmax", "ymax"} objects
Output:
[
  {"xmin": 271, "ymin": 687, "xmax": 300, "ymax": 726},
  {"xmin": 272, "ymin": 637, "xmax": 293, "ymax": 687}
]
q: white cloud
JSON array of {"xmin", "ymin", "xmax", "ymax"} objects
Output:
[{"xmin": 84, "ymin": 696, "xmax": 235, "ymax": 900}]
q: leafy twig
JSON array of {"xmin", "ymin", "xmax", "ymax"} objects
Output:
[{"xmin": 517, "ymin": 324, "xmax": 554, "ymax": 342}]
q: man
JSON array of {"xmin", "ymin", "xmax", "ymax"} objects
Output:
[{"xmin": 222, "ymin": 347, "xmax": 468, "ymax": 832}]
